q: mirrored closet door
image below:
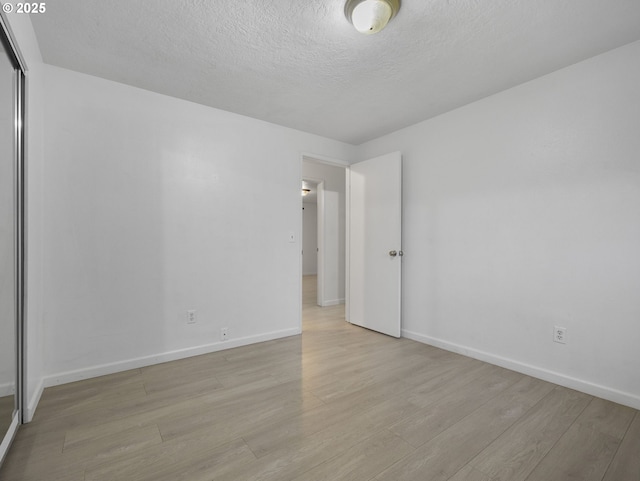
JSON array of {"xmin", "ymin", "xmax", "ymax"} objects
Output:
[{"xmin": 0, "ymin": 14, "xmax": 24, "ymax": 465}]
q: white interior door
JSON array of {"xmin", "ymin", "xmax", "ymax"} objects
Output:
[{"xmin": 348, "ymin": 152, "xmax": 402, "ymax": 338}]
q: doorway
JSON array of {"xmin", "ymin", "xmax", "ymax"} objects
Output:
[
  {"xmin": 301, "ymin": 183, "xmax": 318, "ymax": 278},
  {"xmin": 301, "ymin": 155, "xmax": 347, "ymax": 324},
  {"xmin": 302, "ymin": 178, "xmax": 319, "ymax": 305}
]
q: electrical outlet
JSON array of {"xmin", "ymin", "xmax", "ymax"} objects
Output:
[
  {"xmin": 553, "ymin": 326, "xmax": 566, "ymax": 344},
  {"xmin": 221, "ymin": 327, "xmax": 229, "ymax": 341},
  {"xmin": 187, "ymin": 310, "xmax": 197, "ymax": 324}
]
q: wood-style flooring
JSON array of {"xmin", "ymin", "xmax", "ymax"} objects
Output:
[{"xmin": 1, "ymin": 275, "xmax": 638, "ymax": 480}]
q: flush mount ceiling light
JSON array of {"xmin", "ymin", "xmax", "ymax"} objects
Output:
[
  {"xmin": 302, "ymin": 188, "xmax": 311, "ymax": 196},
  {"xmin": 345, "ymin": 0, "xmax": 400, "ymax": 35}
]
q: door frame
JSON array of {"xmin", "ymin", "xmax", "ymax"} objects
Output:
[
  {"xmin": 299, "ymin": 152, "xmax": 402, "ymax": 334},
  {"xmin": 299, "ymin": 153, "xmax": 348, "ymax": 327},
  {"xmin": 315, "ymin": 180, "xmax": 324, "ymax": 307}
]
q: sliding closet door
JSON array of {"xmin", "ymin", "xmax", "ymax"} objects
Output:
[{"xmin": 0, "ymin": 15, "xmax": 24, "ymax": 466}]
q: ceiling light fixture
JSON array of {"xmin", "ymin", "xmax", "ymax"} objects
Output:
[
  {"xmin": 302, "ymin": 188, "xmax": 311, "ymax": 196},
  {"xmin": 345, "ymin": 0, "xmax": 400, "ymax": 35}
]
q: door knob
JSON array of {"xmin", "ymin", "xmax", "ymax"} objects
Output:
[{"xmin": 389, "ymin": 250, "xmax": 397, "ymax": 257}]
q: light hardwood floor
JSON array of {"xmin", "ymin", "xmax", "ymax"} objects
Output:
[{"xmin": 1, "ymin": 275, "xmax": 638, "ymax": 480}]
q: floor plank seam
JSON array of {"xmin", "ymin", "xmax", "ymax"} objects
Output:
[
  {"xmin": 520, "ymin": 396, "xmax": 595, "ymax": 481},
  {"xmin": 240, "ymin": 436, "xmax": 259, "ymax": 460},
  {"xmin": 61, "ymin": 432, "xmax": 69, "ymax": 454},
  {"xmin": 463, "ymin": 384, "xmax": 580, "ymax": 476},
  {"xmin": 401, "ymin": 377, "xmax": 521, "ymax": 451},
  {"xmin": 599, "ymin": 409, "xmax": 636, "ymax": 481}
]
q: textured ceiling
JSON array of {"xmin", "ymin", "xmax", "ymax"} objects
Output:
[{"xmin": 30, "ymin": 0, "xmax": 640, "ymax": 144}]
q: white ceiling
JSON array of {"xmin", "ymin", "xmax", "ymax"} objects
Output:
[{"xmin": 30, "ymin": 0, "xmax": 640, "ymax": 145}]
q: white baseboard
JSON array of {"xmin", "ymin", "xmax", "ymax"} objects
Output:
[
  {"xmin": 42, "ymin": 328, "xmax": 301, "ymax": 390},
  {"xmin": 0, "ymin": 380, "xmax": 45, "ymax": 424},
  {"xmin": 321, "ymin": 298, "xmax": 345, "ymax": 307},
  {"xmin": 24, "ymin": 378, "xmax": 44, "ymax": 423},
  {"xmin": 402, "ymin": 329, "xmax": 640, "ymax": 411}
]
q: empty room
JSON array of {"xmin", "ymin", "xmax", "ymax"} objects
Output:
[{"xmin": 0, "ymin": 1, "xmax": 639, "ymax": 480}]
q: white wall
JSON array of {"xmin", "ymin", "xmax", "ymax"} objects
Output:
[
  {"xmin": 358, "ymin": 40, "xmax": 640, "ymax": 409},
  {"xmin": 40, "ymin": 65, "xmax": 354, "ymax": 384},
  {"xmin": 1, "ymin": 13, "xmax": 45, "ymax": 421},
  {"xmin": 302, "ymin": 160, "xmax": 346, "ymax": 306},
  {"xmin": 302, "ymin": 202, "xmax": 317, "ymax": 276}
]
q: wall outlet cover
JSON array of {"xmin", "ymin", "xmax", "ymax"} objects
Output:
[{"xmin": 553, "ymin": 326, "xmax": 566, "ymax": 344}]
